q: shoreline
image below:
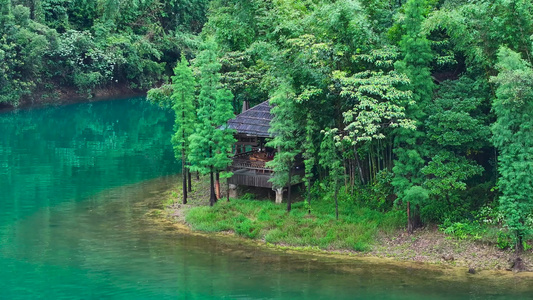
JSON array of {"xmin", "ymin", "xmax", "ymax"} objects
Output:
[
  {"xmin": 0, "ymin": 85, "xmax": 145, "ymax": 113},
  {"xmin": 147, "ymin": 175, "xmax": 533, "ymax": 274},
  {"xmin": 149, "ymin": 205, "xmax": 533, "ymax": 279}
]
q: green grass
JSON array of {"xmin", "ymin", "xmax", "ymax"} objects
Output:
[{"xmin": 185, "ymin": 194, "xmax": 405, "ymax": 252}]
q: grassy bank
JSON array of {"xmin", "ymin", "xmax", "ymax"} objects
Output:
[
  {"xmin": 186, "ymin": 197, "xmax": 404, "ymax": 251},
  {"xmin": 159, "ymin": 175, "xmax": 532, "ymax": 271},
  {"xmin": 162, "ymin": 175, "xmax": 403, "ymax": 251}
]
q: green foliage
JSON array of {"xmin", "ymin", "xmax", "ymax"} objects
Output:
[
  {"xmin": 403, "ymin": 186, "xmax": 429, "ymax": 207},
  {"xmin": 332, "ymin": 48, "xmax": 415, "ymax": 146},
  {"xmin": 147, "ymin": 54, "xmax": 196, "ymax": 203},
  {"xmin": 0, "ymin": 0, "xmax": 207, "ymax": 106},
  {"xmin": 192, "ymin": 0, "xmax": 502, "ymax": 236},
  {"xmin": 395, "ymin": 0, "xmax": 435, "ymax": 108},
  {"xmin": 392, "ymin": 0, "xmax": 435, "ymax": 212},
  {"xmin": 358, "ymin": 170, "xmax": 395, "ymax": 211},
  {"xmin": 319, "ymin": 128, "xmax": 345, "ymax": 218},
  {"xmin": 169, "ymin": 55, "xmax": 196, "ymax": 157},
  {"xmin": 6, "ymin": 0, "xmax": 531, "ymax": 245},
  {"xmin": 426, "ymin": 78, "xmax": 490, "ymax": 148},
  {"xmin": 0, "ymin": 4, "xmax": 54, "ymax": 104},
  {"xmin": 203, "ymin": 0, "xmax": 257, "ymax": 51},
  {"xmin": 426, "ymin": 0, "xmax": 533, "ymax": 70},
  {"xmin": 48, "ymin": 30, "xmax": 114, "ymax": 94},
  {"xmin": 188, "ymin": 40, "xmax": 235, "ymax": 177},
  {"xmin": 319, "ymin": 129, "xmax": 344, "ymax": 183},
  {"xmin": 440, "ymin": 220, "xmax": 481, "ymax": 240},
  {"xmin": 438, "ymin": 205, "xmax": 504, "ymax": 243},
  {"xmin": 266, "ymin": 82, "xmax": 301, "ymax": 189},
  {"xmin": 146, "ymin": 83, "xmax": 173, "ymax": 108},
  {"xmin": 421, "ymin": 151, "xmax": 483, "ymax": 199},
  {"xmin": 497, "ymin": 231, "xmax": 512, "ymax": 250},
  {"xmin": 303, "ymin": 114, "xmax": 317, "ymax": 211},
  {"xmin": 491, "ymin": 46, "xmax": 533, "ymax": 249}
]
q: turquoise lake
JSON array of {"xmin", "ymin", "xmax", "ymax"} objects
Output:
[{"xmin": 0, "ymin": 98, "xmax": 531, "ymax": 299}]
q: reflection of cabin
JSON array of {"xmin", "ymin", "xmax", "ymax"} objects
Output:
[{"xmin": 226, "ymin": 101, "xmax": 303, "ymax": 203}]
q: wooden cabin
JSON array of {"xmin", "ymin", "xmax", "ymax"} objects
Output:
[{"xmin": 226, "ymin": 101, "xmax": 303, "ymax": 203}]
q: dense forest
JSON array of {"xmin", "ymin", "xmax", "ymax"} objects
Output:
[
  {"xmin": 0, "ymin": 0, "xmax": 208, "ymax": 105},
  {"xmin": 2, "ymin": 0, "xmax": 533, "ymax": 253}
]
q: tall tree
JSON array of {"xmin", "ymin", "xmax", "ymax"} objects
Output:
[
  {"xmin": 303, "ymin": 113, "xmax": 317, "ymax": 214},
  {"xmin": 170, "ymin": 55, "xmax": 196, "ymax": 204},
  {"xmin": 392, "ymin": 0, "xmax": 435, "ymax": 233},
  {"xmin": 332, "ymin": 47, "xmax": 414, "ymax": 187},
  {"xmin": 147, "ymin": 55, "xmax": 195, "ymax": 204},
  {"xmin": 266, "ymin": 82, "xmax": 301, "ymax": 212},
  {"xmin": 188, "ymin": 40, "xmax": 235, "ymax": 206},
  {"xmin": 491, "ymin": 47, "xmax": 533, "ymax": 254},
  {"xmin": 319, "ymin": 129, "xmax": 344, "ymax": 220},
  {"xmin": 420, "ymin": 77, "xmax": 490, "ymax": 222}
]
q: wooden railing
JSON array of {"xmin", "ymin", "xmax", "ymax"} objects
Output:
[
  {"xmin": 228, "ymin": 173, "xmax": 273, "ymax": 188},
  {"xmin": 228, "ymin": 157, "xmax": 305, "ymax": 188},
  {"xmin": 231, "ymin": 158, "xmax": 273, "ymax": 172}
]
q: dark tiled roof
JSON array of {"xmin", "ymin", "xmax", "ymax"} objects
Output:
[{"xmin": 227, "ymin": 100, "xmax": 272, "ymax": 137}]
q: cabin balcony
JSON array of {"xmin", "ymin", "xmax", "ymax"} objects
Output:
[
  {"xmin": 228, "ymin": 150, "xmax": 304, "ymax": 189},
  {"xmin": 231, "ymin": 150, "xmax": 273, "ymax": 172}
]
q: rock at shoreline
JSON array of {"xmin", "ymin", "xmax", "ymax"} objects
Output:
[
  {"xmin": 442, "ymin": 254, "xmax": 454, "ymax": 262},
  {"xmin": 511, "ymin": 257, "xmax": 527, "ymax": 272}
]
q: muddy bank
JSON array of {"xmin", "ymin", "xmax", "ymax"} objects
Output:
[
  {"xmin": 149, "ymin": 175, "xmax": 533, "ymax": 273},
  {"xmin": 369, "ymin": 228, "xmax": 532, "ymax": 272}
]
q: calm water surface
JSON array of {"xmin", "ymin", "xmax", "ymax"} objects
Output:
[{"xmin": 0, "ymin": 98, "xmax": 531, "ymax": 299}]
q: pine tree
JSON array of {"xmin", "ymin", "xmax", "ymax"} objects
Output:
[
  {"xmin": 491, "ymin": 46, "xmax": 533, "ymax": 253},
  {"xmin": 266, "ymin": 82, "xmax": 301, "ymax": 212},
  {"xmin": 170, "ymin": 55, "xmax": 196, "ymax": 204},
  {"xmin": 188, "ymin": 40, "xmax": 235, "ymax": 206},
  {"xmin": 212, "ymin": 87, "xmax": 235, "ymax": 198},
  {"xmin": 147, "ymin": 55, "xmax": 196, "ymax": 204},
  {"xmin": 420, "ymin": 77, "xmax": 489, "ymax": 221},
  {"xmin": 392, "ymin": 0, "xmax": 435, "ymax": 233}
]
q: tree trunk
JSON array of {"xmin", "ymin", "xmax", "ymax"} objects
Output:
[
  {"xmin": 334, "ymin": 180, "xmax": 339, "ymax": 220},
  {"xmin": 287, "ymin": 167, "xmax": 292, "ymax": 212},
  {"xmin": 407, "ymin": 201, "xmax": 413, "ymax": 235},
  {"xmin": 354, "ymin": 146, "xmax": 365, "ymax": 185},
  {"xmin": 187, "ymin": 166, "xmax": 192, "ymax": 192},
  {"xmin": 196, "ymin": 171, "xmax": 200, "ymax": 180},
  {"xmin": 209, "ymin": 167, "xmax": 216, "ymax": 206},
  {"xmin": 516, "ymin": 235, "xmax": 524, "ymax": 253},
  {"xmin": 512, "ymin": 257, "xmax": 526, "ymax": 272},
  {"xmin": 350, "ymin": 159, "xmax": 355, "ymax": 194},
  {"xmin": 307, "ymin": 178, "xmax": 311, "ymax": 214},
  {"xmin": 513, "ymin": 235, "xmax": 525, "ymax": 272},
  {"xmin": 343, "ymin": 159, "xmax": 348, "ymax": 192},
  {"xmin": 182, "ymin": 150, "xmax": 187, "ymax": 204},
  {"xmin": 275, "ymin": 188, "xmax": 283, "ymax": 204},
  {"xmin": 215, "ymin": 172, "xmax": 221, "ymax": 199},
  {"xmin": 226, "ymin": 179, "xmax": 230, "ymax": 202}
]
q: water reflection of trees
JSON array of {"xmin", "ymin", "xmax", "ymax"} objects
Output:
[{"xmin": 0, "ymin": 98, "xmax": 179, "ymax": 212}]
